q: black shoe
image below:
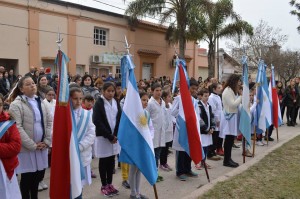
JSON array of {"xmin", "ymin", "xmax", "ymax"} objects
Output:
[
  {"xmin": 264, "ymin": 137, "xmax": 274, "ymax": 141},
  {"xmin": 122, "ymin": 180, "xmax": 130, "ymax": 189},
  {"xmin": 229, "ymin": 159, "xmax": 239, "ymax": 167},
  {"xmin": 223, "ymin": 161, "xmax": 239, "ymax": 168},
  {"xmin": 232, "ymin": 144, "xmax": 240, "ymax": 148}
]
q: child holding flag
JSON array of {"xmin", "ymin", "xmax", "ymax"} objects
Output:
[
  {"xmin": 220, "ymin": 74, "xmax": 242, "ymax": 168},
  {"xmin": 128, "ymin": 91, "xmax": 154, "ymax": 199},
  {"xmin": 69, "ymin": 86, "xmax": 95, "ymax": 191},
  {"xmin": 93, "ymin": 82, "xmax": 122, "ymax": 197},
  {"xmin": 172, "ymin": 78, "xmax": 200, "ymax": 181}
]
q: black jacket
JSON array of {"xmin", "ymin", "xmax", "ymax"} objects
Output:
[
  {"xmin": 93, "ymin": 97, "xmax": 122, "ymax": 141},
  {"xmin": 199, "ymin": 101, "xmax": 216, "ymax": 134}
]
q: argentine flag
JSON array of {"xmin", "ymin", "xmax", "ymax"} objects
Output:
[
  {"xmin": 239, "ymin": 56, "xmax": 251, "ymax": 145},
  {"xmin": 118, "ymin": 55, "xmax": 158, "ymax": 185},
  {"xmin": 256, "ymin": 60, "xmax": 271, "ymax": 134}
]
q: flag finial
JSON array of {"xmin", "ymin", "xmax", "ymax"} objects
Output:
[
  {"xmin": 124, "ymin": 35, "xmax": 131, "ymax": 55},
  {"xmin": 56, "ymin": 28, "xmax": 63, "ymax": 50}
]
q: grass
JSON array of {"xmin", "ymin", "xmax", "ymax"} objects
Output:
[{"xmin": 200, "ymin": 135, "xmax": 300, "ymax": 199}]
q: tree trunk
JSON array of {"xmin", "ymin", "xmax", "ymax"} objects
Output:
[
  {"xmin": 208, "ymin": 41, "xmax": 215, "ymax": 78},
  {"xmin": 179, "ymin": 32, "xmax": 186, "ymax": 60}
]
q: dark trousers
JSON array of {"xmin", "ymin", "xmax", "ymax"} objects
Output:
[
  {"xmin": 20, "ymin": 170, "xmax": 44, "ymax": 199},
  {"xmin": 223, "ymin": 135, "xmax": 235, "ymax": 163},
  {"xmin": 208, "ymin": 131, "xmax": 223, "ymax": 157},
  {"xmin": 154, "ymin": 147, "xmax": 162, "ymax": 168},
  {"xmin": 280, "ymin": 103, "xmax": 285, "ymax": 119},
  {"xmin": 286, "ymin": 106, "xmax": 295, "ymax": 124},
  {"xmin": 176, "ymin": 151, "xmax": 191, "ymax": 176},
  {"xmin": 39, "ymin": 169, "xmax": 46, "ymax": 182},
  {"xmin": 203, "ymin": 147, "xmax": 208, "ymax": 161},
  {"xmin": 99, "ymin": 155, "xmax": 115, "ymax": 186},
  {"xmin": 266, "ymin": 125, "xmax": 273, "ymax": 138},
  {"xmin": 293, "ymin": 106, "xmax": 299, "ymax": 123},
  {"xmin": 160, "ymin": 141, "xmax": 172, "ymax": 165}
]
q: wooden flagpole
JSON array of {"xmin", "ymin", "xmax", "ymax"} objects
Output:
[
  {"xmin": 276, "ymin": 127, "xmax": 279, "ymax": 142},
  {"xmin": 242, "ymin": 137, "xmax": 246, "ymax": 163},
  {"xmin": 202, "ymin": 160, "xmax": 210, "ymax": 183},
  {"xmin": 266, "ymin": 128, "xmax": 269, "ymax": 146},
  {"xmin": 252, "ymin": 126, "xmax": 256, "ymax": 157},
  {"xmin": 153, "ymin": 185, "xmax": 159, "ymax": 199}
]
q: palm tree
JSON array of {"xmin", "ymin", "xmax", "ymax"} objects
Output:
[
  {"xmin": 189, "ymin": 0, "xmax": 253, "ymax": 78},
  {"xmin": 125, "ymin": 0, "xmax": 206, "ymax": 59}
]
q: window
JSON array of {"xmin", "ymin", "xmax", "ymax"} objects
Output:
[
  {"xmin": 94, "ymin": 27, "xmax": 107, "ymax": 46},
  {"xmin": 116, "ymin": 67, "xmax": 121, "ymax": 78}
]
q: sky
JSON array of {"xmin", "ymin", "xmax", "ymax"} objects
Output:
[{"xmin": 63, "ymin": 0, "xmax": 300, "ymax": 51}]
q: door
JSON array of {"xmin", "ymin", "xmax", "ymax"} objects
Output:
[{"xmin": 142, "ymin": 63, "xmax": 153, "ymax": 80}]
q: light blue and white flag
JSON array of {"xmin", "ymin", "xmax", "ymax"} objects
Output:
[
  {"xmin": 256, "ymin": 60, "xmax": 271, "ymax": 134},
  {"xmin": 118, "ymin": 55, "xmax": 158, "ymax": 185},
  {"xmin": 239, "ymin": 56, "xmax": 251, "ymax": 145}
]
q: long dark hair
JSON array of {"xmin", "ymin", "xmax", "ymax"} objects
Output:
[
  {"xmin": 224, "ymin": 74, "xmax": 241, "ymax": 95},
  {"xmin": 80, "ymin": 74, "xmax": 94, "ymax": 87},
  {"xmin": 8, "ymin": 76, "xmax": 32, "ymax": 102}
]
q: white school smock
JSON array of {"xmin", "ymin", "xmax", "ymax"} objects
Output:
[
  {"xmin": 164, "ymin": 103, "xmax": 174, "ymax": 143},
  {"xmin": 94, "ymin": 97, "xmax": 120, "ymax": 158},
  {"xmin": 200, "ymin": 101, "xmax": 213, "ymax": 147},
  {"xmin": 0, "ymin": 160, "xmax": 21, "ymax": 199},
  {"xmin": 208, "ymin": 93, "xmax": 222, "ymax": 131},
  {"xmin": 146, "ymin": 97, "xmax": 166, "ymax": 148}
]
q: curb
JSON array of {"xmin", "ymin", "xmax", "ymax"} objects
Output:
[{"xmin": 183, "ymin": 130, "xmax": 300, "ymax": 199}]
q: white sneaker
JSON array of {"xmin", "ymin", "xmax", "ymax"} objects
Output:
[
  {"xmin": 40, "ymin": 181, "xmax": 48, "ymax": 190},
  {"xmin": 256, "ymin": 141, "xmax": 264, "ymax": 146},
  {"xmin": 38, "ymin": 183, "xmax": 44, "ymax": 192}
]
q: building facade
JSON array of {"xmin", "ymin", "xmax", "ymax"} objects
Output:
[{"xmin": 0, "ymin": 0, "xmax": 210, "ymax": 80}]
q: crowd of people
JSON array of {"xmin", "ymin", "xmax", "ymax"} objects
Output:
[{"xmin": 0, "ymin": 65, "xmax": 299, "ymax": 199}]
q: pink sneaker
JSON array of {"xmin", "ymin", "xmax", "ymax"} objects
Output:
[
  {"xmin": 165, "ymin": 163, "xmax": 173, "ymax": 171},
  {"xmin": 101, "ymin": 185, "xmax": 111, "ymax": 197},
  {"xmin": 107, "ymin": 184, "xmax": 119, "ymax": 196}
]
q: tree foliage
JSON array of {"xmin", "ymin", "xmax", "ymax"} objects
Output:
[
  {"xmin": 188, "ymin": 0, "xmax": 253, "ymax": 78},
  {"xmin": 290, "ymin": 0, "xmax": 300, "ymax": 33},
  {"xmin": 227, "ymin": 20, "xmax": 288, "ymax": 67},
  {"xmin": 124, "ymin": 0, "xmax": 206, "ymax": 58}
]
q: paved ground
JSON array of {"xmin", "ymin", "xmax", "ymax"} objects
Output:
[{"xmin": 36, "ymin": 123, "xmax": 299, "ymax": 199}]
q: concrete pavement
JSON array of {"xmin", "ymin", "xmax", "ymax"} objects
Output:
[{"xmin": 38, "ymin": 124, "xmax": 300, "ymax": 199}]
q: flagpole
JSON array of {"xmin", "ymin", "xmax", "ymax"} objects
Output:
[
  {"xmin": 242, "ymin": 137, "xmax": 246, "ymax": 163},
  {"xmin": 252, "ymin": 127, "xmax": 256, "ymax": 157},
  {"xmin": 153, "ymin": 184, "xmax": 159, "ymax": 199},
  {"xmin": 202, "ymin": 160, "xmax": 211, "ymax": 183},
  {"xmin": 266, "ymin": 129, "xmax": 269, "ymax": 146},
  {"xmin": 276, "ymin": 128, "xmax": 279, "ymax": 142}
]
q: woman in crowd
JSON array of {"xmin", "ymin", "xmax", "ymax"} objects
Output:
[
  {"xmin": 285, "ymin": 79, "xmax": 298, "ymax": 126},
  {"xmin": 72, "ymin": 75, "xmax": 82, "ymax": 86},
  {"xmin": 37, "ymin": 75, "xmax": 53, "ymax": 100},
  {"xmin": 3, "ymin": 71, "xmax": 11, "ymax": 91},
  {"xmin": 277, "ymin": 81, "xmax": 285, "ymax": 119},
  {"xmin": 9, "ymin": 76, "xmax": 52, "ymax": 199},
  {"xmin": 220, "ymin": 74, "xmax": 242, "ymax": 168},
  {"xmin": 81, "ymin": 74, "xmax": 100, "ymax": 99}
]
